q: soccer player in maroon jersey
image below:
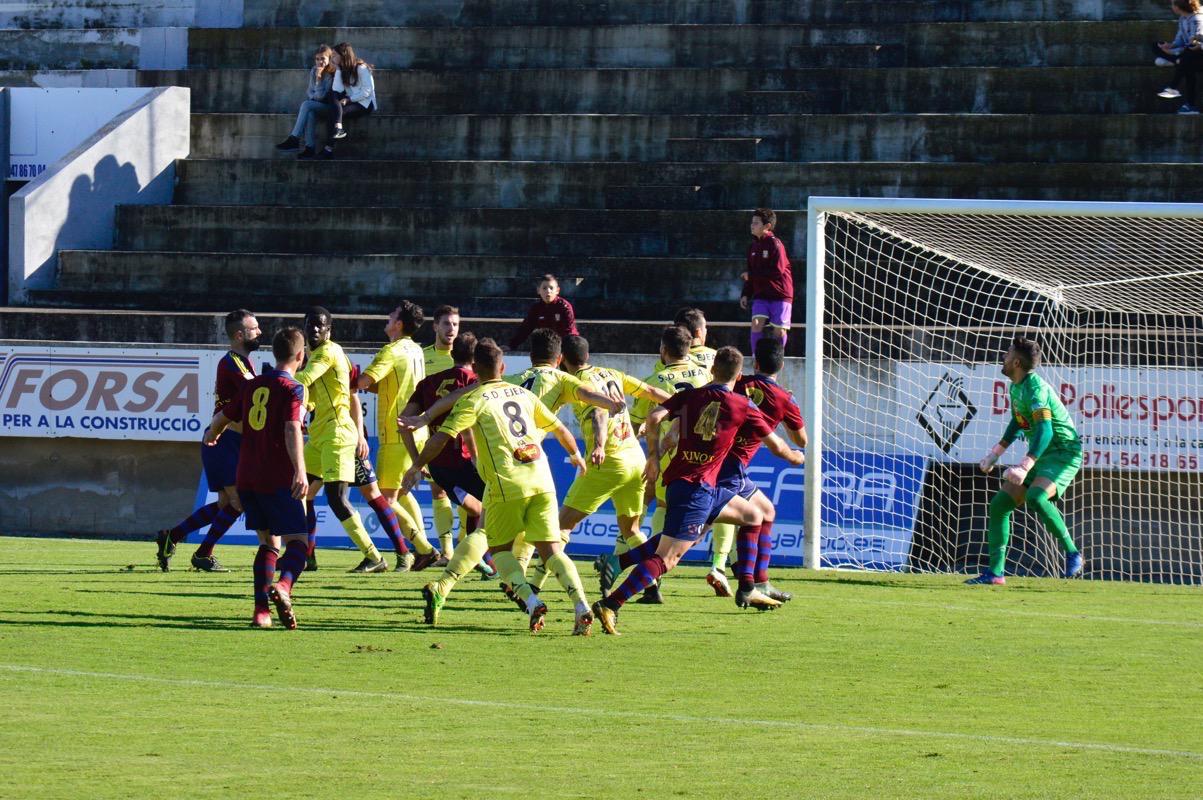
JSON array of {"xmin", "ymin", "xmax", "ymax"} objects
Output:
[
  {"xmin": 509, "ymin": 274, "xmax": 579, "ymax": 350},
  {"xmin": 204, "ymin": 328, "xmax": 310, "ymax": 629},
  {"xmin": 726, "ymin": 338, "xmax": 808, "ymax": 608},
  {"xmin": 591, "ymin": 346, "xmax": 804, "ymax": 635},
  {"xmin": 155, "ymin": 309, "xmax": 261, "ymax": 573},
  {"xmin": 740, "ymin": 208, "xmax": 794, "ymax": 353}
]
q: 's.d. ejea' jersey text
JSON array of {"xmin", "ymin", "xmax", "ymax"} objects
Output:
[
  {"xmin": 1010, "ymin": 373, "xmax": 1081, "ymax": 454},
  {"xmin": 295, "ymin": 340, "xmax": 357, "ymax": 445},
  {"xmin": 572, "ymin": 365, "xmax": 651, "ymax": 458},
  {"xmin": 362, "ymin": 336, "xmax": 425, "ymax": 445},
  {"xmin": 438, "ymin": 379, "xmax": 561, "ymax": 502}
]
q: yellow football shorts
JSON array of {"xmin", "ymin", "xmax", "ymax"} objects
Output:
[
  {"xmin": 304, "ymin": 439, "xmax": 355, "ymax": 484},
  {"xmin": 485, "ymin": 491, "xmax": 559, "ymax": 547},
  {"xmin": 564, "ymin": 450, "xmax": 647, "ymax": 518},
  {"xmin": 376, "ymin": 438, "xmax": 424, "ymax": 489}
]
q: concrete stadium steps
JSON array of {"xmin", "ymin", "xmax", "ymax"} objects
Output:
[
  {"xmin": 171, "ymin": 160, "xmax": 1203, "ymax": 210},
  {"xmin": 52, "ymin": 251, "xmax": 743, "ymax": 316},
  {"xmin": 189, "ymin": 113, "xmax": 1203, "ymax": 163},
  {"xmin": 141, "ymin": 67, "xmax": 1180, "ymax": 115},
  {"xmin": 113, "ymin": 206, "xmax": 786, "ymax": 257},
  {"xmin": 240, "ymin": 0, "xmax": 1164, "ymax": 27},
  {"xmin": 185, "ymin": 22, "xmax": 1164, "ymax": 70},
  {"xmin": 0, "ymin": 308, "xmax": 765, "ymax": 354}
]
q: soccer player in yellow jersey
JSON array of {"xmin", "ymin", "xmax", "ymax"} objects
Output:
[
  {"xmin": 356, "ymin": 300, "xmax": 439, "ymax": 569},
  {"xmin": 625, "ymin": 325, "xmax": 712, "ymax": 602},
  {"xmin": 403, "ymin": 338, "xmax": 595, "ymax": 634},
  {"xmin": 422, "ymin": 304, "xmax": 459, "ymax": 559},
  {"xmin": 558, "ymin": 334, "xmax": 670, "ymax": 564},
  {"xmin": 652, "ymin": 307, "xmax": 717, "ymax": 372},
  {"xmin": 294, "ymin": 307, "xmax": 385, "ymax": 570}
]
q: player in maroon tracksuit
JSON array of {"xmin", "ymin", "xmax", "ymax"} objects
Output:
[
  {"xmin": 509, "ymin": 274, "xmax": 579, "ymax": 350},
  {"xmin": 724, "ymin": 338, "xmax": 808, "ymax": 607},
  {"xmin": 741, "ymin": 208, "xmax": 794, "ymax": 353},
  {"xmin": 591, "ymin": 347, "xmax": 804, "ymax": 635},
  {"xmin": 205, "ymin": 328, "xmax": 310, "ymax": 630}
]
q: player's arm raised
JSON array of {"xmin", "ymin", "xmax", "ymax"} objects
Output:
[
  {"xmin": 402, "ymin": 394, "xmax": 475, "ymax": 491},
  {"xmin": 981, "ymin": 418, "xmax": 1021, "ymax": 474},
  {"xmin": 294, "ymin": 347, "xmax": 331, "ymax": 387},
  {"xmin": 623, "ymin": 373, "xmax": 670, "ymax": 405}
]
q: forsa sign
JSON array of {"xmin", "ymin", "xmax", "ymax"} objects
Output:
[{"xmin": 0, "ymin": 348, "xmax": 208, "ymax": 440}]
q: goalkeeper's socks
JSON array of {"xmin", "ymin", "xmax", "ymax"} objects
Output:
[
  {"xmin": 736, "ymin": 524, "xmax": 759, "ymax": 591},
  {"xmin": 253, "ymin": 545, "xmax": 279, "ymax": 612},
  {"xmin": 604, "ymin": 555, "xmax": 668, "ymax": 611},
  {"xmin": 275, "ymin": 540, "xmax": 308, "ymax": 593},
  {"xmin": 168, "ymin": 502, "xmax": 220, "ymax": 544},
  {"xmin": 367, "ymin": 495, "xmax": 409, "ymax": 555},
  {"xmin": 618, "ymin": 534, "xmax": 661, "ymax": 570},
  {"xmin": 987, "ymin": 490, "xmax": 1018, "ymax": 576},
  {"xmin": 194, "ymin": 505, "xmax": 240, "ymax": 558},
  {"xmin": 754, "ymin": 521, "xmax": 775, "ymax": 584},
  {"xmin": 1025, "ymin": 489, "xmax": 1078, "ymax": 554}
]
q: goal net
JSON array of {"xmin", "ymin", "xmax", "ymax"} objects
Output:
[{"xmin": 803, "ymin": 198, "xmax": 1203, "ymax": 583}]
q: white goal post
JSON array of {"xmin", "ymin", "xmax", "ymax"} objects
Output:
[{"xmin": 803, "ymin": 197, "xmax": 1203, "ymax": 582}]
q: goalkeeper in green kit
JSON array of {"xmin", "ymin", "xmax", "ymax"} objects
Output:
[{"xmin": 970, "ymin": 336, "xmax": 1084, "ymax": 585}]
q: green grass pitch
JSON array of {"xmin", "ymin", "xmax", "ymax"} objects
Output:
[{"xmin": 0, "ymin": 535, "xmax": 1200, "ymax": 799}]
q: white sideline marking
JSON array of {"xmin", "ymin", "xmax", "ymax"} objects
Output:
[
  {"xmin": 1, "ymin": 664, "xmax": 1200, "ymax": 760},
  {"xmin": 781, "ymin": 592, "xmax": 1203, "ymax": 629}
]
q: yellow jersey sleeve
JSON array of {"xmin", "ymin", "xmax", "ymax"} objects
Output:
[
  {"xmin": 621, "ymin": 371, "xmax": 655, "ymax": 399},
  {"xmin": 531, "ymin": 395, "xmax": 561, "ymax": 433},
  {"xmin": 295, "ymin": 345, "xmax": 333, "ymax": 387},
  {"xmin": 363, "ymin": 343, "xmax": 398, "ymax": 383},
  {"xmin": 437, "ymin": 391, "xmax": 480, "ymax": 437}
]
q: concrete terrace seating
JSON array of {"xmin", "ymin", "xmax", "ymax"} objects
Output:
[{"xmin": 3, "ymin": 0, "xmax": 1197, "ymax": 351}]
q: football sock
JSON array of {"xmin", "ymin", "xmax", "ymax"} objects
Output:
[
  {"xmin": 754, "ymin": 521, "xmax": 774, "ymax": 584},
  {"xmin": 546, "ymin": 551, "xmax": 588, "ymax": 606},
  {"xmin": 391, "ymin": 497, "xmax": 434, "ymax": 554},
  {"xmin": 514, "ymin": 537, "xmax": 535, "ymax": 572},
  {"xmin": 604, "ymin": 554, "xmax": 668, "ymax": 611},
  {"xmin": 987, "ymin": 490, "xmax": 1018, "ymax": 575},
  {"xmin": 433, "ymin": 494, "xmax": 455, "ymax": 555},
  {"xmin": 432, "ymin": 530, "xmax": 489, "ymax": 598},
  {"xmin": 614, "ymin": 527, "xmax": 646, "ymax": 557},
  {"xmin": 340, "ymin": 513, "xmax": 380, "ymax": 561},
  {"xmin": 306, "ymin": 501, "xmax": 317, "ymax": 557},
  {"xmin": 529, "ymin": 556, "xmax": 551, "ymax": 591},
  {"xmin": 492, "ymin": 550, "xmax": 534, "ymax": 603},
  {"xmin": 367, "ymin": 495, "xmax": 408, "ymax": 555},
  {"xmin": 275, "ymin": 540, "xmax": 307, "ymax": 593},
  {"xmin": 650, "ymin": 503, "xmax": 666, "ymax": 539},
  {"xmin": 253, "ymin": 544, "xmax": 279, "ymax": 612},
  {"xmin": 618, "ymin": 534, "xmax": 661, "ymax": 569},
  {"xmin": 710, "ymin": 523, "xmax": 735, "ymax": 571},
  {"xmin": 480, "ymin": 550, "xmax": 496, "ymax": 570},
  {"xmin": 194, "ymin": 505, "xmax": 240, "ymax": 558},
  {"xmin": 1025, "ymin": 487, "xmax": 1078, "ymax": 554},
  {"xmin": 736, "ymin": 523, "xmax": 759, "ymax": 591},
  {"xmin": 169, "ymin": 502, "xmax": 219, "ymax": 544}
]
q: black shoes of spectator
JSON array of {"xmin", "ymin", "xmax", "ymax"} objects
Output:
[
  {"xmin": 318, "ymin": 147, "xmax": 335, "ymax": 160},
  {"xmin": 297, "ymin": 147, "xmax": 317, "ymax": 160},
  {"xmin": 275, "ymin": 135, "xmax": 301, "ymax": 151}
]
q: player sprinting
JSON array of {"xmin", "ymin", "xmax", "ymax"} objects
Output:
[
  {"xmin": 156, "ymin": 309, "xmax": 261, "ymax": 573},
  {"xmin": 728, "ymin": 338, "xmax": 807, "ymax": 607},
  {"xmin": 555, "ymin": 334, "xmax": 669, "ymax": 587},
  {"xmin": 295, "ymin": 307, "xmax": 398, "ymax": 573},
  {"xmin": 973, "ymin": 336, "xmax": 1084, "ymax": 584},
  {"xmin": 592, "ymin": 346, "xmax": 804, "ymax": 635},
  {"xmin": 423, "ymin": 304, "xmax": 461, "ymax": 561},
  {"xmin": 403, "ymin": 338, "xmax": 595, "ymax": 634},
  {"xmin": 741, "ymin": 208, "xmax": 793, "ymax": 352},
  {"xmin": 625, "ymin": 325, "xmax": 710, "ymax": 603},
  {"xmin": 203, "ymin": 327, "xmax": 310, "ymax": 629},
  {"xmin": 355, "ymin": 300, "xmax": 440, "ymax": 568}
]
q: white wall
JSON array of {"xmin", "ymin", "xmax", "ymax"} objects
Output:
[{"xmin": 8, "ymin": 86, "xmax": 190, "ymax": 302}]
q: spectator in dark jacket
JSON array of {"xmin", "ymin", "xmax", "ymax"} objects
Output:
[{"xmin": 509, "ymin": 274, "xmax": 579, "ymax": 350}]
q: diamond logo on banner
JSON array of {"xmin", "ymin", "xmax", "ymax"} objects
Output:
[{"xmin": 917, "ymin": 371, "xmax": 977, "ymax": 454}]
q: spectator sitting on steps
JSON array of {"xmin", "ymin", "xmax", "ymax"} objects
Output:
[
  {"xmin": 509, "ymin": 274, "xmax": 579, "ymax": 351},
  {"xmin": 1154, "ymin": 0, "xmax": 1203, "ymax": 114},
  {"xmin": 274, "ymin": 44, "xmax": 342, "ymax": 156},
  {"xmin": 313, "ymin": 42, "xmax": 379, "ymax": 159}
]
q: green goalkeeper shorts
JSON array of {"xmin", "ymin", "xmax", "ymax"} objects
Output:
[{"xmin": 1024, "ymin": 449, "xmax": 1083, "ymax": 499}]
